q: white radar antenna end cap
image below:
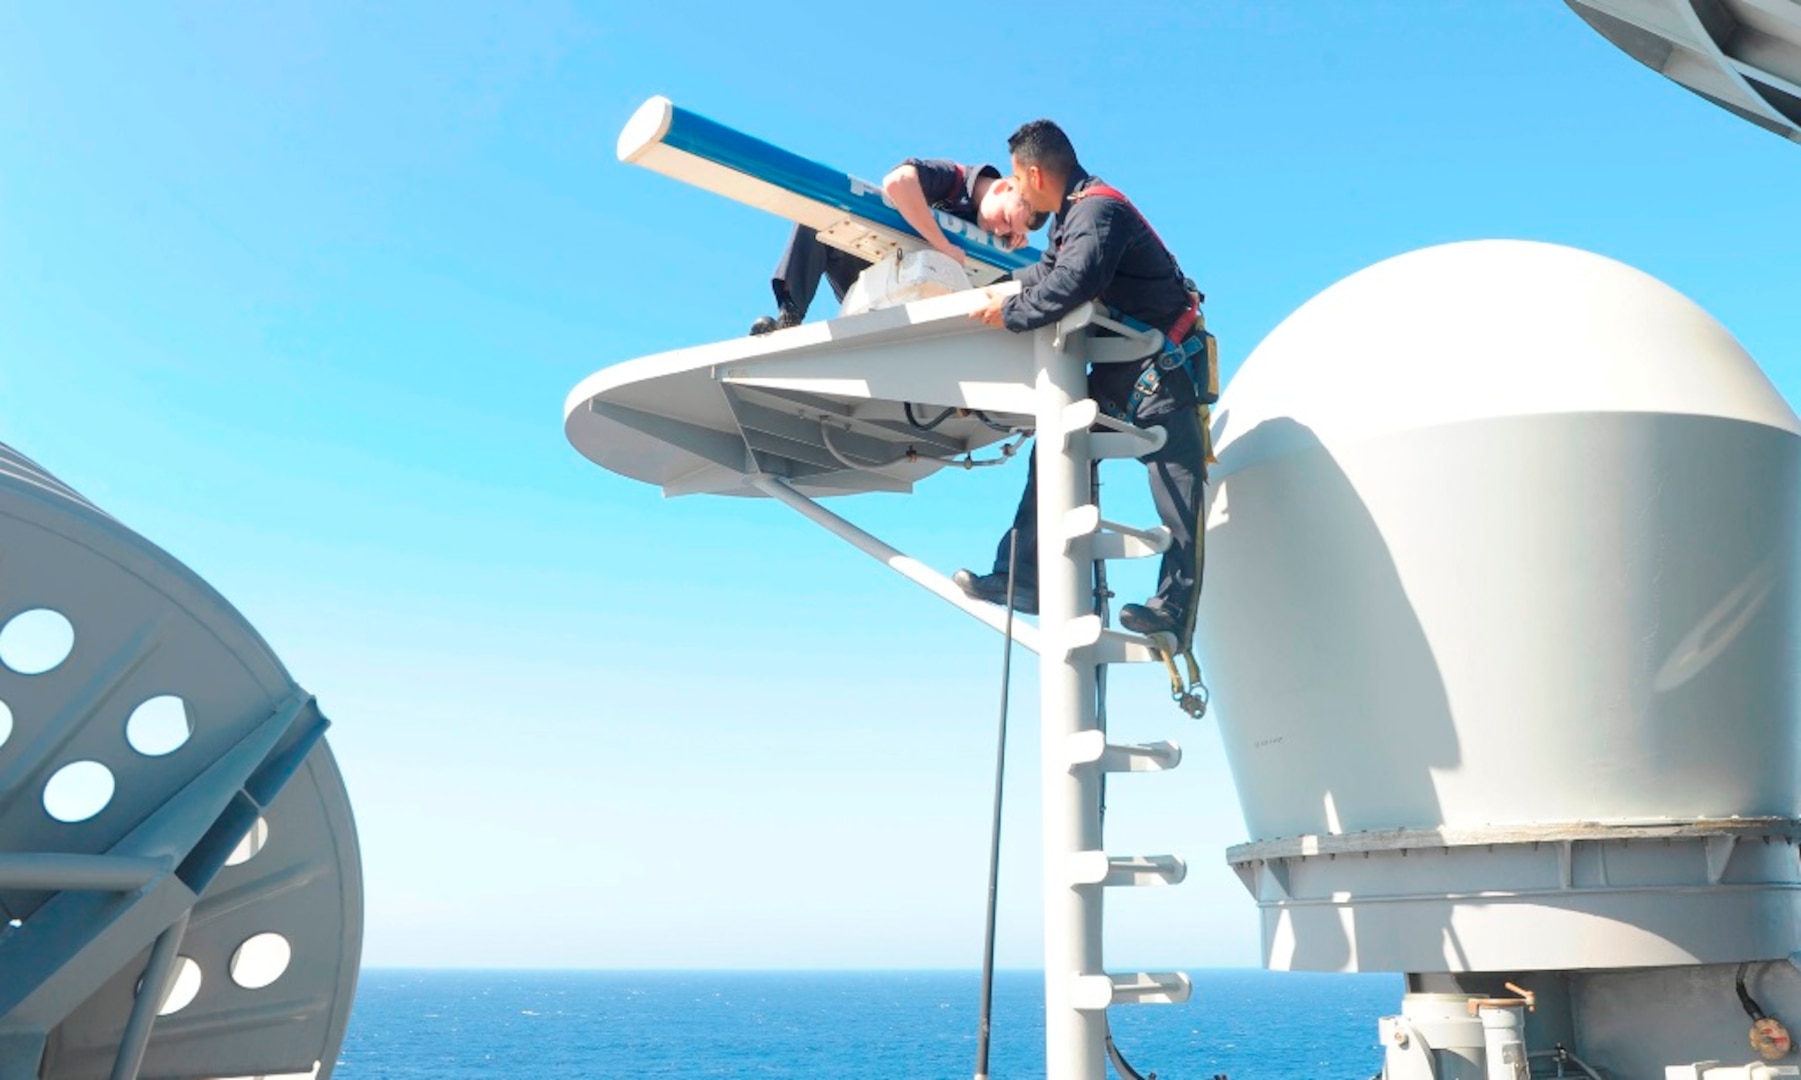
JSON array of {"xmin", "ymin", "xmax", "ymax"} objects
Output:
[{"xmin": 617, "ymin": 95, "xmax": 674, "ymax": 163}]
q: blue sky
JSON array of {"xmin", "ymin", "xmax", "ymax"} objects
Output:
[{"xmin": 1, "ymin": 2, "xmax": 1797, "ymax": 970}]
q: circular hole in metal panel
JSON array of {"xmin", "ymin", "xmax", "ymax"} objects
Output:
[
  {"xmin": 0, "ymin": 608, "xmax": 74, "ymax": 675},
  {"xmin": 126, "ymin": 695, "xmax": 191, "ymax": 756},
  {"xmin": 156, "ymin": 956, "xmax": 202, "ymax": 1016},
  {"xmin": 42, "ymin": 760, "xmax": 114, "ymax": 823},
  {"xmin": 0, "ymin": 699, "xmax": 11, "ymax": 748},
  {"xmin": 230, "ymin": 932, "xmax": 291, "ymax": 989},
  {"xmin": 225, "ymin": 817, "xmax": 269, "ymax": 867}
]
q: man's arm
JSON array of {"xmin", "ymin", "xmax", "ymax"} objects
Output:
[
  {"xmin": 1013, "ymin": 248, "xmax": 1050, "ymax": 290},
  {"xmin": 882, "ymin": 163, "xmax": 962, "ymax": 262},
  {"xmin": 1002, "ymin": 201, "xmax": 1130, "ymax": 331},
  {"xmin": 971, "ymin": 247, "xmax": 1051, "ymax": 324}
]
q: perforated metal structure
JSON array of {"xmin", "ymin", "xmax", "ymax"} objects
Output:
[
  {"xmin": 0, "ymin": 442, "xmax": 362, "ymax": 1080},
  {"xmin": 1568, "ymin": 0, "xmax": 1801, "ymax": 142}
]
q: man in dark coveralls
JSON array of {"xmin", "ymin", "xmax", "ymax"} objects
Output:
[
  {"xmin": 750, "ymin": 158, "xmax": 1038, "ymax": 334},
  {"xmin": 960, "ymin": 120, "xmax": 1209, "ymax": 647}
]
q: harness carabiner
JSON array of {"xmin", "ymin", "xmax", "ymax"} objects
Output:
[{"xmin": 1145, "ymin": 632, "xmax": 1210, "ymax": 719}]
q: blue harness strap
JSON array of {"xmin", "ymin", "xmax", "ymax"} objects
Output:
[{"xmin": 1104, "ymin": 311, "xmax": 1209, "ymax": 421}]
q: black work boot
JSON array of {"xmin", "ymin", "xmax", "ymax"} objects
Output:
[
  {"xmin": 1120, "ymin": 603, "xmax": 1183, "ymax": 643},
  {"xmin": 750, "ymin": 301, "xmax": 803, "ymax": 336},
  {"xmin": 953, "ymin": 569, "xmax": 1038, "ymax": 615}
]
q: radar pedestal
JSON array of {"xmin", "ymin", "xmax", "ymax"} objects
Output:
[{"xmin": 567, "ymin": 287, "xmax": 1194, "ymax": 1080}]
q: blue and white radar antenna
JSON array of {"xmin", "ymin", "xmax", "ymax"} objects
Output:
[
  {"xmin": 0, "ymin": 444, "xmax": 361, "ymax": 1080},
  {"xmin": 616, "ymin": 95, "xmax": 1039, "ymax": 285}
]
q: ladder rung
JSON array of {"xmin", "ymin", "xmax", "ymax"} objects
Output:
[
  {"xmin": 1092, "ymin": 429, "xmax": 1165, "ymax": 459},
  {"xmin": 1097, "ymin": 516, "xmax": 1170, "ymax": 551},
  {"xmin": 1060, "ymin": 505, "xmax": 1171, "ymax": 559},
  {"xmin": 1059, "ymin": 399, "xmax": 1102, "ymax": 439},
  {"xmin": 1055, "ymin": 615, "xmax": 1163, "ymax": 664},
  {"xmin": 1066, "ymin": 731, "xmax": 1182, "ymax": 772},
  {"xmin": 1058, "ymin": 400, "xmax": 1168, "ymax": 457},
  {"xmin": 1057, "ymin": 613, "xmax": 1103, "ymax": 656},
  {"xmin": 1068, "ymin": 851, "xmax": 1187, "ymax": 887},
  {"xmin": 1062, "ymin": 503, "xmax": 1103, "ymax": 542},
  {"xmin": 1071, "ymin": 971, "xmax": 1193, "ymax": 1010},
  {"xmin": 1091, "ymin": 628, "xmax": 1161, "ymax": 665},
  {"xmin": 1091, "ymin": 530, "xmax": 1168, "ymax": 561}
]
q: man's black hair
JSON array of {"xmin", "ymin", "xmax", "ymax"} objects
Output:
[{"xmin": 1008, "ymin": 120, "xmax": 1079, "ymax": 180}]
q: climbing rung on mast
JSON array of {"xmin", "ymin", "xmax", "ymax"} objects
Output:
[
  {"xmin": 1068, "ymin": 852, "xmax": 1187, "ymax": 888},
  {"xmin": 1065, "ymin": 731, "xmax": 1182, "ymax": 772},
  {"xmin": 1056, "ymin": 614, "xmax": 1163, "ymax": 664},
  {"xmin": 1070, "ymin": 971, "xmax": 1194, "ymax": 1010},
  {"xmin": 1061, "ymin": 504, "xmax": 1171, "ymax": 559},
  {"xmin": 1060, "ymin": 399, "xmax": 1168, "ymax": 458}
]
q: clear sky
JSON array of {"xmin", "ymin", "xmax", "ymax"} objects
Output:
[{"xmin": 1, "ymin": 2, "xmax": 1797, "ymax": 971}]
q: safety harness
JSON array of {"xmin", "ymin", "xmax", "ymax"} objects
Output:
[
  {"xmin": 1070, "ymin": 183, "xmax": 1219, "ymax": 463},
  {"xmin": 1070, "ymin": 182, "xmax": 1213, "ymax": 718}
]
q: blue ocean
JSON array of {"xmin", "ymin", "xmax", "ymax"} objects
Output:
[{"xmin": 336, "ymin": 969, "xmax": 1398, "ymax": 1078}]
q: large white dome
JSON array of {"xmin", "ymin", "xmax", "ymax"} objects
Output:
[
  {"xmin": 1199, "ymin": 239, "xmax": 1801, "ymax": 842},
  {"xmin": 1214, "ymin": 239, "xmax": 1798, "ymax": 463},
  {"xmin": 1200, "ymin": 240, "xmax": 1801, "ymax": 973}
]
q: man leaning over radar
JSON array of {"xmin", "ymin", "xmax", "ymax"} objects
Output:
[
  {"xmin": 961, "ymin": 119, "xmax": 1210, "ymax": 649},
  {"xmin": 749, "ymin": 158, "xmax": 1040, "ymax": 334}
]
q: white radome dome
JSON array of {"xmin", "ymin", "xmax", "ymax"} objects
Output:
[
  {"xmin": 1214, "ymin": 239, "xmax": 1798, "ymax": 459},
  {"xmin": 1198, "ymin": 240, "xmax": 1801, "ymax": 842}
]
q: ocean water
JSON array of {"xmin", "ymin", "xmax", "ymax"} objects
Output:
[{"xmin": 336, "ymin": 969, "xmax": 1399, "ymax": 1079}]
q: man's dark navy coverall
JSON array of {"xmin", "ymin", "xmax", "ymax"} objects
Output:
[
  {"xmin": 770, "ymin": 159, "xmax": 999, "ymax": 318},
  {"xmin": 994, "ymin": 168, "xmax": 1207, "ymax": 639}
]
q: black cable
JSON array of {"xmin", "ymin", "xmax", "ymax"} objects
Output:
[
  {"xmin": 1091, "ymin": 458, "xmax": 1111, "ymax": 828},
  {"xmin": 973, "ymin": 530, "xmax": 1020, "ymax": 1080},
  {"xmin": 1105, "ymin": 1023, "xmax": 1155, "ymax": 1080},
  {"xmin": 1739, "ymin": 961, "xmax": 1767, "ymax": 1020},
  {"xmin": 972, "ymin": 410, "xmax": 1022, "ymax": 434},
  {"xmin": 904, "ymin": 402, "xmax": 957, "ymax": 431}
]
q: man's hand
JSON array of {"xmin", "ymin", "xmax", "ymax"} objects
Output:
[{"xmin": 969, "ymin": 286, "xmax": 1007, "ymax": 328}]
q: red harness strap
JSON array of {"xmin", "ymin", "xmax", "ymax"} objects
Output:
[{"xmin": 1073, "ymin": 182, "xmax": 1199, "ymax": 342}]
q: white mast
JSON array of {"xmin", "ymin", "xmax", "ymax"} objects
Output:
[{"xmin": 567, "ymin": 288, "xmax": 1194, "ymax": 1080}]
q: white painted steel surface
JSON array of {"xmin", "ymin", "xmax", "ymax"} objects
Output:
[
  {"xmin": 564, "ymin": 288, "xmax": 1037, "ymax": 498},
  {"xmin": 1577, "ymin": 961, "xmax": 1801, "ymax": 1077},
  {"xmin": 1199, "ymin": 240, "xmax": 1801, "ymax": 971},
  {"xmin": 1567, "ymin": 0, "xmax": 1801, "ymax": 143},
  {"xmin": 1031, "ymin": 324, "xmax": 1109, "ymax": 1080},
  {"xmin": 747, "ymin": 476, "xmax": 1045, "ymax": 654}
]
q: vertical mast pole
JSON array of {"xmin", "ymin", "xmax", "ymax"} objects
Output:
[{"xmin": 1034, "ymin": 326, "xmax": 1106, "ymax": 1080}]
